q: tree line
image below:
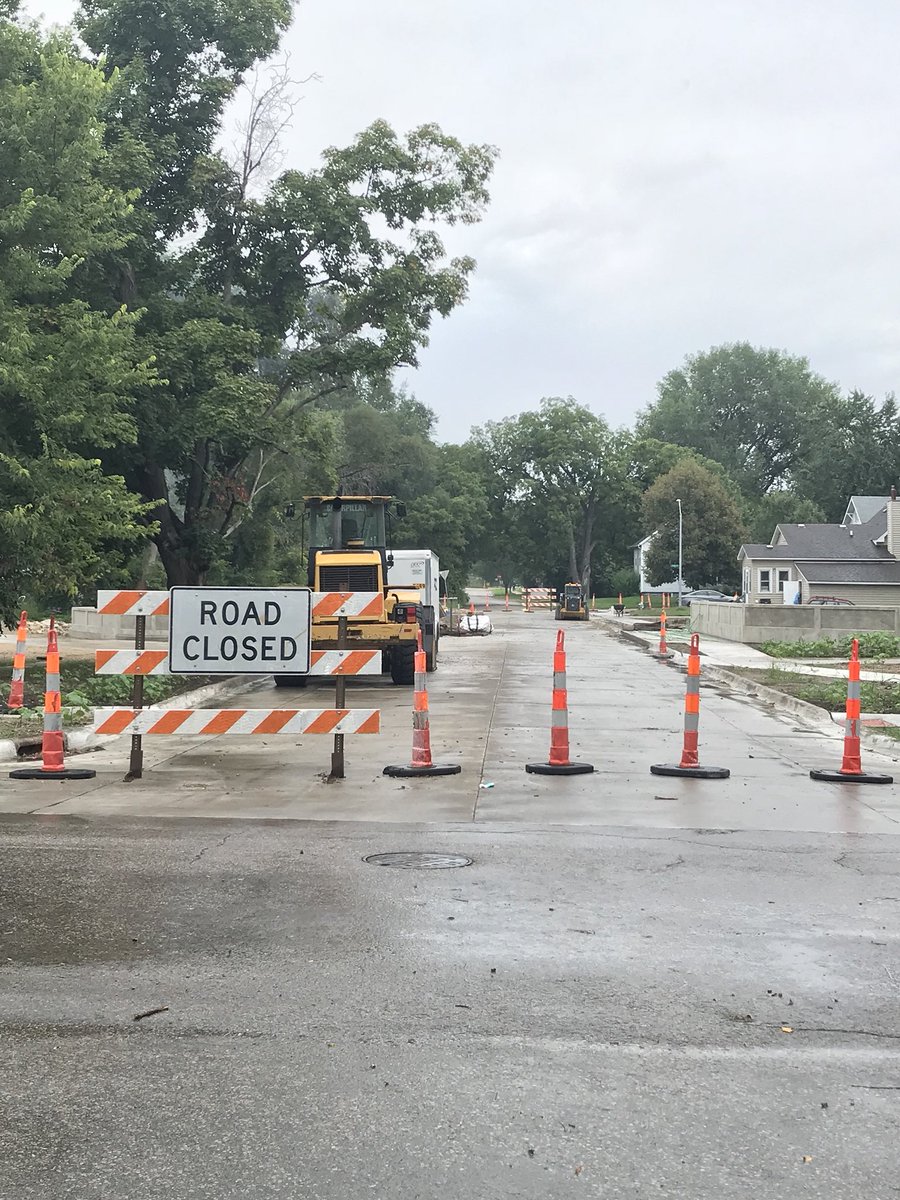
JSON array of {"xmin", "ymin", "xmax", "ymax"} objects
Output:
[{"xmin": 2, "ymin": 2, "xmax": 895, "ymax": 616}]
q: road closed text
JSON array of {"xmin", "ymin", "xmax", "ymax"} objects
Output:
[{"xmin": 169, "ymin": 588, "xmax": 312, "ymax": 674}]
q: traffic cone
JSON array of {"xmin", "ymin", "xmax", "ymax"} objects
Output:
[
  {"xmin": 654, "ymin": 609, "xmax": 673, "ymax": 660},
  {"xmin": 647, "ymin": 593, "xmax": 653, "ymax": 608},
  {"xmin": 7, "ymin": 609, "xmax": 27, "ymax": 710},
  {"xmin": 10, "ymin": 618, "xmax": 96, "ymax": 781},
  {"xmin": 810, "ymin": 638, "xmax": 892, "ymax": 784},
  {"xmin": 526, "ymin": 630, "xmax": 594, "ymax": 775},
  {"xmin": 384, "ymin": 630, "xmax": 461, "ymax": 778},
  {"xmin": 650, "ymin": 634, "xmax": 729, "ymax": 779},
  {"xmin": 484, "ymin": 594, "xmax": 491, "ymax": 613},
  {"xmin": 504, "ymin": 590, "xmax": 510, "ymax": 612},
  {"xmin": 618, "ymin": 592, "xmax": 623, "ymax": 607}
]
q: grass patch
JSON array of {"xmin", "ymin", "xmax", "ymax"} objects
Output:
[
  {"xmin": 731, "ymin": 667, "xmax": 900, "ymax": 714},
  {"xmin": 761, "ymin": 632, "xmax": 900, "ymax": 660}
]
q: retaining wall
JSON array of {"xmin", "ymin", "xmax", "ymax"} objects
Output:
[
  {"xmin": 690, "ymin": 600, "xmax": 900, "ymax": 644},
  {"xmin": 69, "ymin": 606, "xmax": 169, "ymax": 642}
]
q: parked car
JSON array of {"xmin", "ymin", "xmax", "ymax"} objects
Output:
[
  {"xmin": 807, "ymin": 595, "xmax": 855, "ymax": 606},
  {"xmin": 682, "ymin": 589, "xmax": 736, "ymax": 606}
]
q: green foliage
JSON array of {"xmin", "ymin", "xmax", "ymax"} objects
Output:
[
  {"xmin": 761, "ymin": 632, "xmax": 900, "ymax": 659},
  {"xmin": 642, "ymin": 459, "xmax": 746, "ymax": 590},
  {"xmin": 789, "ymin": 390, "xmax": 900, "ymax": 521},
  {"xmin": 472, "ymin": 398, "xmax": 635, "ymax": 593},
  {"xmin": 608, "ymin": 567, "xmax": 640, "ymax": 596},
  {"xmin": 746, "ymin": 493, "xmax": 826, "ymax": 543},
  {"xmin": 638, "ymin": 343, "xmax": 840, "ymax": 497},
  {"xmin": 0, "ymin": 17, "xmax": 157, "ymax": 619}
]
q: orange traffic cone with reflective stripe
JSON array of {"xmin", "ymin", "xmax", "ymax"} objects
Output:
[
  {"xmin": 384, "ymin": 630, "xmax": 461, "ymax": 778},
  {"xmin": 10, "ymin": 617, "xmax": 96, "ymax": 781},
  {"xmin": 526, "ymin": 630, "xmax": 594, "ymax": 776},
  {"xmin": 654, "ymin": 609, "xmax": 673, "ymax": 660},
  {"xmin": 7, "ymin": 610, "xmax": 27, "ymax": 710},
  {"xmin": 650, "ymin": 634, "xmax": 728, "ymax": 780},
  {"xmin": 810, "ymin": 639, "xmax": 892, "ymax": 784}
]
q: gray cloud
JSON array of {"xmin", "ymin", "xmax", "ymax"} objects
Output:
[{"xmin": 25, "ymin": 0, "xmax": 900, "ymax": 436}]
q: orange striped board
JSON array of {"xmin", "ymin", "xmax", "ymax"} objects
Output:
[
  {"xmin": 93, "ymin": 648, "xmax": 381, "ymax": 676},
  {"xmin": 310, "ymin": 650, "xmax": 381, "ymax": 676},
  {"xmin": 95, "ymin": 649, "xmax": 170, "ymax": 675},
  {"xmin": 92, "ymin": 708, "xmax": 380, "ymax": 736},
  {"xmin": 311, "ymin": 592, "xmax": 382, "ymax": 618},
  {"xmin": 97, "ymin": 589, "xmax": 382, "ymax": 620},
  {"xmin": 97, "ymin": 590, "xmax": 170, "ymax": 617}
]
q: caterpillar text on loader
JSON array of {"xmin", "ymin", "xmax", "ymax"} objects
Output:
[
  {"xmin": 275, "ymin": 496, "xmax": 436, "ymax": 687},
  {"xmin": 555, "ymin": 582, "xmax": 590, "ymax": 621}
]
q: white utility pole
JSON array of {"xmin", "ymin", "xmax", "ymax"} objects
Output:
[{"xmin": 676, "ymin": 498, "xmax": 683, "ymax": 606}]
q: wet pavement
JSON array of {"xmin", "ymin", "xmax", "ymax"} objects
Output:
[
  {"xmin": 1, "ymin": 818, "xmax": 899, "ymax": 1199},
  {"xmin": 1, "ymin": 611, "xmax": 899, "ymax": 1197}
]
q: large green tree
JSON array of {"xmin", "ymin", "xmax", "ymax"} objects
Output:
[
  {"xmin": 0, "ymin": 17, "xmax": 156, "ymax": 618},
  {"xmin": 642, "ymin": 459, "xmax": 746, "ymax": 591},
  {"xmin": 789, "ymin": 390, "xmax": 900, "ymax": 521},
  {"xmin": 638, "ymin": 343, "xmax": 840, "ymax": 498},
  {"xmin": 74, "ymin": 0, "xmax": 497, "ymax": 585},
  {"xmin": 472, "ymin": 398, "xmax": 633, "ymax": 594}
]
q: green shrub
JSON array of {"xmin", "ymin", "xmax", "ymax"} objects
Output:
[{"xmin": 761, "ymin": 633, "xmax": 900, "ymax": 659}]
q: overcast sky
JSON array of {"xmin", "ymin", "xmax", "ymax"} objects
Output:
[{"xmin": 24, "ymin": 0, "xmax": 900, "ymax": 438}]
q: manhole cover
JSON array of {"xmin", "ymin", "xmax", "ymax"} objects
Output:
[{"xmin": 363, "ymin": 851, "xmax": 473, "ymax": 870}]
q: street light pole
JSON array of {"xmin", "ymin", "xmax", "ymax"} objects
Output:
[{"xmin": 676, "ymin": 498, "xmax": 683, "ymax": 606}]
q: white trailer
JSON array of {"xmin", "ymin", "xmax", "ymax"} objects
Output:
[{"xmin": 387, "ymin": 550, "xmax": 441, "ymax": 670}]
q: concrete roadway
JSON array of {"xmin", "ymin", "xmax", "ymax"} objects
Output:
[{"xmin": 1, "ymin": 611, "xmax": 899, "ymax": 1198}]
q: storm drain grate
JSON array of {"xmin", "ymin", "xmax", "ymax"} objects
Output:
[{"xmin": 364, "ymin": 851, "xmax": 473, "ymax": 870}]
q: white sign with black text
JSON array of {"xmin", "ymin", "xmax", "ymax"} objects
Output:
[{"xmin": 168, "ymin": 587, "xmax": 312, "ymax": 674}]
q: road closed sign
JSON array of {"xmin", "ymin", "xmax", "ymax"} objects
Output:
[{"xmin": 168, "ymin": 588, "xmax": 312, "ymax": 674}]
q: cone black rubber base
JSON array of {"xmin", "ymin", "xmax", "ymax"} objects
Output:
[
  {"xmin": 810, "ymin": 768, "xmax": 893, "ymax": 785},
  {"xmin": 383, "ymin": 763, "xmax": 462, "ymax": 778},
  {"xmin": 526, "ymin": 761, "xmax": 595, "ymax": 775},
  {"xmin": 9, "ymin": 767, "xmax": 97, "ymax": 781},
  {"xmin": 650, "ymin": 763, "xmax": 730, "ymax": 779},
  {"xmin": 653, "ymin": 651, "xmax": 674, "ymax": 660}
]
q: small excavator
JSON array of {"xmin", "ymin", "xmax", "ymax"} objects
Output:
[{"xmin": 555, "ymin": 582, "xmax": 590, "ymax": 622}]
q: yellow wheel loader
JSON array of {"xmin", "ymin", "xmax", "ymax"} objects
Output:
[{"xmin": 275, "ymin": 496, "xmax": 433, "ymax": 687}]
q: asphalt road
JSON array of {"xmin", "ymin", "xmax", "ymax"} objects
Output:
[{"xmin": 1, "ymin": 611, "xmax": 898, "ymax": 1197}]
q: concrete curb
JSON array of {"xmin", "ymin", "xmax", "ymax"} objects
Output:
[{"xmin": 1, "ymin": 675, "xmax": 275, "ymax": 763}]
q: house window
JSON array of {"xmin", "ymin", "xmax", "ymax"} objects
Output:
[
  {"xmin": 759, "ymin": 569, "xmax": 771, "ymax": 593},
  {"xmin": 777, "ymin": 569, "xmax": 790, "ymax": 593}
]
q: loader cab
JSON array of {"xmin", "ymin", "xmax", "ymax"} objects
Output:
[{"xmin": 304, "ymin": 496, "xmax": 392, "ymax": 593}]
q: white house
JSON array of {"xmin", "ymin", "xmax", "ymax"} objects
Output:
[{"xmin": 631, "ymin": 532, "xmax": 684, "ymax": 595}]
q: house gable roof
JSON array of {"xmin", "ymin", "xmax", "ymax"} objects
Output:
[
  {"xmin": 843, "ymin": 496, "xmax": 888, "ymax": 525},
  {"xmin": 740, "ymin": 512, "xmax": 891, "ymax": 563}
]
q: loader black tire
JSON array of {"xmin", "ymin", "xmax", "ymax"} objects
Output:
[
  {"xmin": 390, "ymin": 641, "xmax": 417, "ymax": 685},
  {"xmin": 274, "ymin": 675, "xmax": 308, "ymax": 688},
  {"xmin": 425, "ymin": 629, "xmax": 438, "ymax": 672}
]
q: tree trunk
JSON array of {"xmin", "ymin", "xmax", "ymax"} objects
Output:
[{"xmin": 141, "ymin": 466, "xmax": 208, "ymax": 587}]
